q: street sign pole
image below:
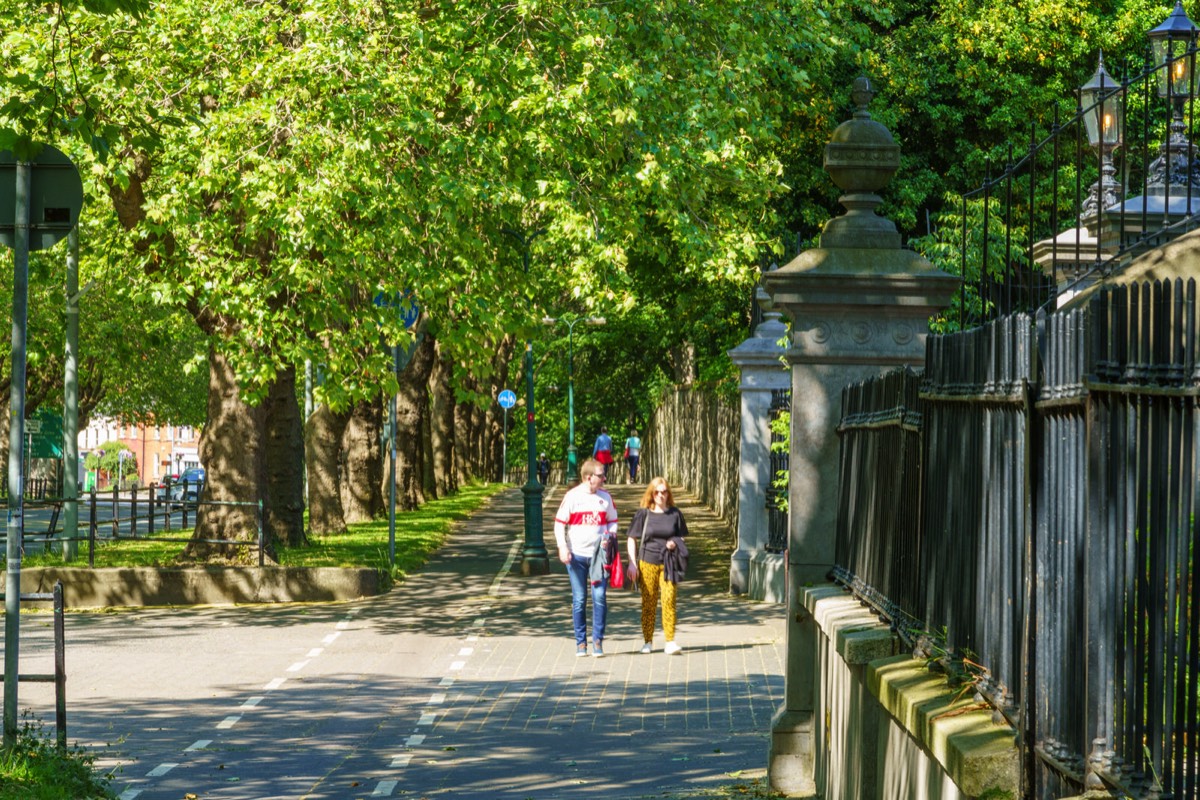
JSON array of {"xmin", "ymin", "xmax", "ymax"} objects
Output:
[
  {"xmin": 63, "ymin": 227, "xmax": 79, "ymax": 559},
  {"xmin": 3, "ymin": 161, "xmax": 30, "ymax": 747},
  {"xmin": 388, "ymin": 343, "xmax": 398, "ymax": 569},
  {"xmin": 0, "ymin": 144, "xmax": 84, "ymax": 746},
  {"xmin": 497, "ymin": 389, "xmax": 516, "ymax": 484},
  {"xmin": 373, "ymin": 290, "xmax": 419, "ymax": 571}
]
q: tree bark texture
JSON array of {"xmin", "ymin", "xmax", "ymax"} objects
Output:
[
  {"xmin": 429, "ymin": 340, "xmax": 457, "ymax": 499},
  {"xmin": 187, "ymin": 349, "xmax": 269, "ymax": 563},
  {"xmin": 670, "ymin": 341, "xmax": 698, "ymax": 385},
  {"xmin": 453, "ymin": 374, "xmax": 479, "ymax": 486},
  {"xmin": 305, "ymin": 402, "xmax": 349, "ymax": 536},
  {"xmin": 263, "ymin": 365, "xmax": 305, "ymax": 547},
  {"xmin": 486, "ymin": 335, "xmax": 517, "ymax": 481},
  {"xmin": 396, "ymin": 333, "xmax": 435, "ymax": 511},
  {"xmin": 643, "ymin": 386, "xmax": 740, "ymax": 529},
  {"xmin": 341, "ymin": 397, "xmax": 382, "ymax": 523}
]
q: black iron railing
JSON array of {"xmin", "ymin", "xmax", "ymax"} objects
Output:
[
  {"xmin": 832, "ymin": 279, "xmax": 1200, "ymax": 800},
  {"xmin": 944, "ymin": 47, "xmax": 1200, "ymax": 326},
  {"xmin": 765, "ymin": 389, "xmax": 790, "ymax": 553}
]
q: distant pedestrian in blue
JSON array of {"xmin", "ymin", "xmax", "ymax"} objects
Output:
[
  {"xmin": 623, "ymin": 429, "xmax": 642, "ymax": 483},
  {"xmin": 593, "ymin": 427, "xmax": 614, "ymax": 478},
  {"xmin": 537, "ymin": 453, "xmax": 550, "ymax": 485}
]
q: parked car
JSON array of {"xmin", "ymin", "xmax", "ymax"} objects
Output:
[{"xmin": 170, "ymin": 467, "xmax": 206, "ymax": 504}]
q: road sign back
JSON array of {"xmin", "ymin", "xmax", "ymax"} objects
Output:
[{"xmin": 0, "ymin": 145, "xmax": 83, "ymax": 252}]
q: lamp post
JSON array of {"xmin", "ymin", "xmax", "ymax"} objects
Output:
[
  {"xmin": 542, "ymin": 315, "xmax": 606, "ymax": 482},
  {"xmin": 1147, "ymin": 0, "xmax": 1200, "ymax": 187},
  {"xmin": 1079, "ymin": 53, "xmax": 1124, "ymax": 219},
  {"xmin": 503, "ymin": 226, "xmax": 549, "ymax": 575}
]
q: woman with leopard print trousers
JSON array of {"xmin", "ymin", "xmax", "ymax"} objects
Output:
[{"xmin": 625, "ymin": 477, "xmax": 689, "ymax": 655}]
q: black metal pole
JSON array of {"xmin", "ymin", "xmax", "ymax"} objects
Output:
[{"xmin": 53, "ymin": 581, "xmax": 65, "ymax": 750}]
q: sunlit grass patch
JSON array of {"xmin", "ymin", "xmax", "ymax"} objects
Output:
[{"xmin": 20, "ymin": 482, "xmax": 509, "ymax": 581}]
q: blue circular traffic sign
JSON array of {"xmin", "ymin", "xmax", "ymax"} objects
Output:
[{"xmin": 498, "ymin": 390, "xmax": 516, "ymax": 409}]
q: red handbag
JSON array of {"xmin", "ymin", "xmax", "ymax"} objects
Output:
[{"xmin": 609, "ymin": 549, "xmax": 626, "ymax": 589}]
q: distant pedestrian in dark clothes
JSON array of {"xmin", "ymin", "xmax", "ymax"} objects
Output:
[{"xmin": 537, "ymin": 453, "xmax": 550, "ymax": 485}]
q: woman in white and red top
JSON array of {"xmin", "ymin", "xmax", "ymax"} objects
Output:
[{"xmin": 553, "ymin": 458, "xmax": 619, "ymax": 658}]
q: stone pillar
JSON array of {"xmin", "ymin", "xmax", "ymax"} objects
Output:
[
  {"xmin": 728, "ymin": 297, "xmax": 789, "ymax": 599},
  {"xmin": 762, "ymin": 76, "xmax": 959, "ymax": 796}
]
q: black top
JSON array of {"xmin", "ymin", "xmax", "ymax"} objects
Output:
[{"xmin": 627, "ymin": 506, "xmax": 688, "ymax": 565}]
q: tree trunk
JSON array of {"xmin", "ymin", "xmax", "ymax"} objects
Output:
[
  {"xmin": 263, "ymin": 365, "xmax": 306, "ymax": 547},
  {"xmin": 306, "ymin": 402, "xmax": 349, "ymax": 536},
  {"xmin": 396, "ymin": 334, "xmax": 435, "ymax": 510},
  {"xmin": 487, "ymin": 335, "xmax": 517, "ymax": 481},
  {"xmin": 186, "ymin": 349, "xmax": 269, "ymax": 564},
  {"xmin": 453, "ymin": 375, "xmax": 478, "ymax": 487},
  {"xmin": 341, "ymin": 397, "xmax": 382, "ymax": 522},
  {"xmin": 430, "ymin": 341, "xmax": 457, "ymax": 498},
  {"xmin": 671, "ymin": 341, "xmax": 698, "ymax": 385}
]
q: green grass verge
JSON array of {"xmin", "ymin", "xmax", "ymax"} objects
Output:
[
  {"xmin": 21, "ymin": 482, "xmax": 509, "ymax": 581},
  {"xmin": 0, "ymin": 717, "xmax": 115, "ymax": 799}
]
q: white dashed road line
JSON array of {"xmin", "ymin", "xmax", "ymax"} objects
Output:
[{"xmin": 119, "ymin": 609, "xmax": 359, "ymax": 799}]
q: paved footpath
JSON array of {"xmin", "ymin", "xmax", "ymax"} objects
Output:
[{"xmin": 17, "ymin": 483, "xmax": 784, "ymax": 799}]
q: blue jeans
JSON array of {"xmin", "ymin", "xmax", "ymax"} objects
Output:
[
  {"xmin": 566, "ymin": 553, "xmax": 607, "ymax": 645},
  {"xmin": 627, "ymin": 454, "xmax": 640, "ymax": 481}
]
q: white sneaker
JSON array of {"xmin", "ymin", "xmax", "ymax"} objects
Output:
[
  {"xmin": 640, "ymin": 642, "xmax": 652, "ymax": 654},
  {"xmin": 664, "ymin": 641, "xmax": 682, "ymax": 655}
]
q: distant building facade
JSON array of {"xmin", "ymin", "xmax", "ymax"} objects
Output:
[{"xmin": 79, "ymin": 417, "xmax": 201, "ymax": 486}]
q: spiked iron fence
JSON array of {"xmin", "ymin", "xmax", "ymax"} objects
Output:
[
  {"xmin": 954, "ymin": 43, "xmax": 1200, "ymax": 326},
  {"xmin": 833, "ymin": 279, "xmax": 1200, "ymax": 799}
]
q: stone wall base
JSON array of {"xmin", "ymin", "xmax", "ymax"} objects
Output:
[
  {"xmin": 1, "ymin": 566, "xmax": 383, "ymax": 609},
  {"xmin": 769, "ymin": 708, "xmax": 818, "ymax": 797},
  {"xmin": 788, "ymin": 584, "xmax": 1019, "ymax": 800},
  {"xmin": 748, "ymin": 549, "xmax": 786, "ymax": 603}
]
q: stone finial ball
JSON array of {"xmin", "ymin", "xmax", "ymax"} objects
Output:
[{"xmin": 824, "ymin": 76, "xmax": 901, "ymax": 194}]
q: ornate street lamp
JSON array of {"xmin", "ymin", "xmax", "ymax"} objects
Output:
[
  {"xmin": 542, "ymin": 315, "xmax": 606, "ymax": 483},
  {"xmin": 503, "ymin": 226, "xmax": 549, "ymax": 576},
  {"xmin": 1079, "ymin": 53, "xmax": 1124, "ymax": 218},
  {"xmin": 1148, "ymin": 0, "xmax": 1200, "ymax": 186}
]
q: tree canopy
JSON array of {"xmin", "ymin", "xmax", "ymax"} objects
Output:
[{"xmin": 1, "ymin": 0, "xmax": 1190, "ymax": 520}]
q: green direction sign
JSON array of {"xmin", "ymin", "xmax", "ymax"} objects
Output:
[
  {"xmin": 0, "ymin": 145, "xmax": 83, "ymax": 251},
  {"xmin": 26, "ymin": 408, "xmax": 63, "ymax": 459}
]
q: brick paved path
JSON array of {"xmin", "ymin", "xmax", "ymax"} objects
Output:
[{"xmin": 346, "ymin": 483, "xmax": 786, "ymax": 798}]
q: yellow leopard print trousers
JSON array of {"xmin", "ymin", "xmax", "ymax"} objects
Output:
[{"xmin": 638, "ymin": 561, "xmax": 677, "ymax": 642}]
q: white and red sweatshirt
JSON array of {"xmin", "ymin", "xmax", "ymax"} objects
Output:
[{"xmin": 553, "ymin": 483, "xmax": 619, "ymax": 558}]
